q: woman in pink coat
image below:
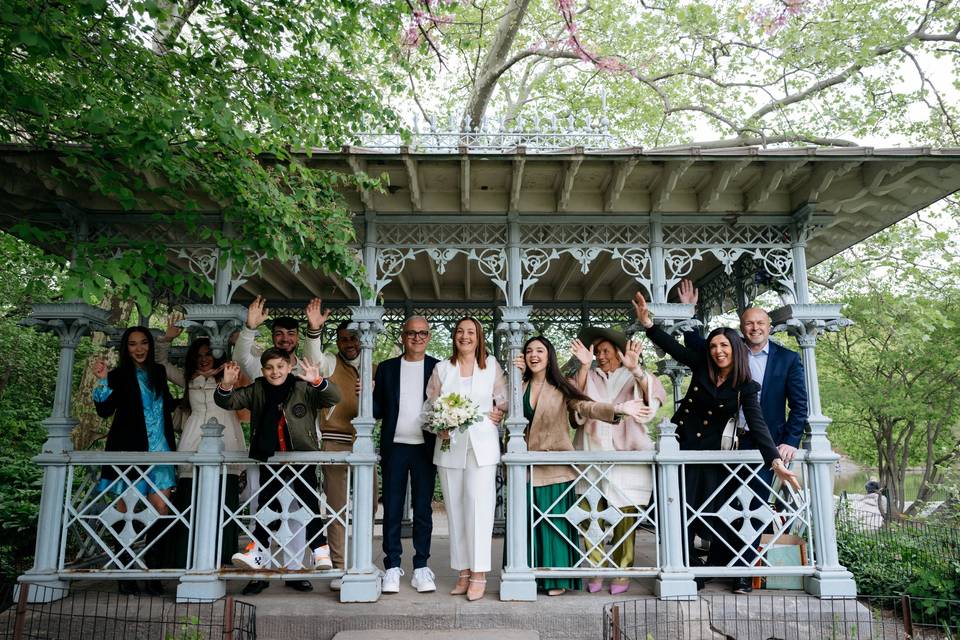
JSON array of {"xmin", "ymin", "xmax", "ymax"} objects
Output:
[{"xmin": 571, "ymin": 327, "xmax": 667, "ymax": 595}]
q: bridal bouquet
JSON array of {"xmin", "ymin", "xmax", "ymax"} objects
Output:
[{"xmin": 425, "ymin": 393, "xmax": 481, "ymax": 452}]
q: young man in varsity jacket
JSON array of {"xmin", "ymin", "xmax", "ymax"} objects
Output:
[{"xmin": 304, "ymin": 300, "xmax": 377, "ymax": 590}]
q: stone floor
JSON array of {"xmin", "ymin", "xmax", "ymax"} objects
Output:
[{"xmin": 14, "ymin": 507, "xmax": 871, "ymax": 640}]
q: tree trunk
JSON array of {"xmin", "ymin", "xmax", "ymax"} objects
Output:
[{"xmin": 462, "ymin": 0, "xmax": 533, "ymax": 129}]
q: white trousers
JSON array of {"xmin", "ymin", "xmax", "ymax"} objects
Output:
[{"xmin": 438, "ymin": 446, "xmax": 498, "ymax": 572}]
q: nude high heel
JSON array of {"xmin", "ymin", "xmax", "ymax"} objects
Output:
[
  {"xmin": 466, "ymin": 577, "xmax": 486, "ymax": 601},
  {"xmin": 450, "ymin": 570, "xmax": 471, "ymax": 595}
]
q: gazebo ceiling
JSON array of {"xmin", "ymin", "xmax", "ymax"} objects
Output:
[{"xmin": 1, "ymin": 144, "xmax": 959, "ymax": 305}]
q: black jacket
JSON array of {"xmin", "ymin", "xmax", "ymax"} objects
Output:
[
  {"xmin": 94, "ymin": 365, "xmax": 177, "ymax": 479},
  {"xmin": 645, "ymin": 325, "xmax": 780, "ymax": 467},
  {"xmin": 372, "ymin": 354, "xmax": 439, "ymax": 461}
]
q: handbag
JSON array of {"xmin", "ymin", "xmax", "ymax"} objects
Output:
[{"xmin": 720, "ymin": 392, "xmax": 742, "ymax": 451}]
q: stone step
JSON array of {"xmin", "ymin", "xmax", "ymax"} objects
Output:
[{"xmin": 333, "ymin": 632, "xmax": 539, "ymax": 640}]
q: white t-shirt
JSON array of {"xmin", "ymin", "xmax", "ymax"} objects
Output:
[{"xmin": 394, "ymin": 358, "xmax": 426, "ymax": 444}]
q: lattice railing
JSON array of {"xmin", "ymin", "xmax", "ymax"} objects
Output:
[
  {"xmin": 680, "ymin": 455, "xmax": 813, "ymax": 576},
  {"xmin": 524, "ymin": 455, "xmax": 661, "ymax": 579},
  {"xmin": 55, "ymin": 450, "xmax": 353, "ymax": 580}
]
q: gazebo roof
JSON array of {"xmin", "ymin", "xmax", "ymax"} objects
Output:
[{"xmin": 2, "ymin": 144, "xmax": 959, "ymax": 305}]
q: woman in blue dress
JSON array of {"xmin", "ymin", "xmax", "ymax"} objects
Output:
[{"xmin": 92, "ymin": 326, "xmax": 177, "ymax": 595}]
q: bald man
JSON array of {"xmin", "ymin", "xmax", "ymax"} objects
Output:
[{"xmin": 677, "ymin": 280, "xmax": 808, "ymax": 480}]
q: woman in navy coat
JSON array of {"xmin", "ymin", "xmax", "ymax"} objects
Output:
[{"xmin": 631, "ymin": 293, "xmax": 799, "ymax": 592}]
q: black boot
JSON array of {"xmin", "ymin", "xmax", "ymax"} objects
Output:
[
  {"xmin": 241, "ymin": 580, "xmax": 270, "ymax": 595},
  {"xmin": 732, "ymin": 577, "xmax": 753, "ymax": 594},
  {"xmin": 118, "ymin": 580, "xmax": 140, "ymax": 596},
  {"xmin": 285, "ymin": 580, "xmax": 313, "ymax": 592}
]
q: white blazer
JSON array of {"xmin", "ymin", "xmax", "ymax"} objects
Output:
[{"xmin": 430, "ymin": 356, "xmax": 502, "ymax": 469}]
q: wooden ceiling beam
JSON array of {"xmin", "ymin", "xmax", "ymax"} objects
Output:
[
  {"xmin": 697, "ymin": 158, "xmax": 751, "ymax": 211},
  {"xmin": 289, "ymin": 267, "xmax": 323, "ymax": 297},
  {"xmin": 460, "ymin": 149, "xmax": 471, "ymax": 212},
  {"xmin": 401, "ymin": 151, "xmax": 422, "ymax": 211},
  {"xmin": 747, "ymin": 159, "xmax": 808, "ymax": 211},
  {"xmin": 553, "ymin": 254, "xmax": 578, "ymax": 300},
  {"xmin": 652, "ymin": 159, "xmax": 695, "ymax": 212},
  {"xmin": 509, "ymin": 151, "xmax": 526, "ymax": 212},
  {"xmin": 346, "ymin": 151, "xmax": 375, "ymax": 210},
  {"xmin": 556, "ymin": 155, "xmax": 584, "ymax": 212},
  {"xmin": 584, "ymin": 254, "xmax": 619, "ymax": 298},
  {"xmin": 604, "ymin": 158, "xmax": 639, "ymax": 212}
]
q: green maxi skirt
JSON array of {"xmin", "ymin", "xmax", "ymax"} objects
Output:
[{"xmin": 529, "ymin": 481, "xmax": 582, "ymax": 591}]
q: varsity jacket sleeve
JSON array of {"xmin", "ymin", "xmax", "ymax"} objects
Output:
[
  {"xmin": 154, "ymin": 339, "xmax": 185, "ymax": 388},
  {"xmin": 233, "ymin": 327, "xmax": 265, "ymax": 382}
]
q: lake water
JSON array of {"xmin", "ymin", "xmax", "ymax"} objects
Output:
[{"xmin": 833, "ymin": 469, "xmax": 928, "ymax": 501}]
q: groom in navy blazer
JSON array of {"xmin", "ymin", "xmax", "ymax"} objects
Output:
[{"xmin": 372, "ymin": 316, "xmax": 440, "ymax": 592}]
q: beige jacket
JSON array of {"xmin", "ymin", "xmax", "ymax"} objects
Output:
[{"xmin": 524, "ymin": 382, "xmax": 616, "ymax": 487}]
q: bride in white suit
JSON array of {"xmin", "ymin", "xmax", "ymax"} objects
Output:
[{"xmin": 425, "ymin": 316, "xmax": 506, "ymax": 601}]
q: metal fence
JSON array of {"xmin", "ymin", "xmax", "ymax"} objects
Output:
[
  {"xmin": 603, "ymin": 594, "xmax": 960, "ymax": 640},
  {"xmin": 508, "ymin": 446, "xmax": 817, "ymax": 584},
  {"xmin": 57, "ymin": 452, "xmax": 351, "ymax": 584},
  {"xmin": 0, "ymin": 584, "xmax": 255, "ymax": 640},
  {"xmin": 835, "ymin": 508, "xmax": 960, "ymax": 575}
]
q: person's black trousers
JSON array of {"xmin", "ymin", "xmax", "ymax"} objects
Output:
[{"xmin": 381, "ymin": 443, "xmax": 436, "ymax": 570}]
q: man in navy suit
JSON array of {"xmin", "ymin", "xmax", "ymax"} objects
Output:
[
  {"xmin": 373, "ymin": 316, "xmax": 440, "ymax": 594},
  {"xmin": 677, "ymin": 279, "xmax": 809, "ymax": 485}
]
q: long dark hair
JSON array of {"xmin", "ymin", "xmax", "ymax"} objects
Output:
[
  {"xmin": 181, "ymin": 337, "xmax": 226, "ymax": 412},
  {"xmin": 116, "ymin": 326, "xmax": 165, "ymax": 396},
  {"xmin": 705, "ymin": 326, "xmax": 751, "ymax": 388},
  {"xmin": 449, "ymin": 316, "xmax": 489, "ymax": 369},
  {"xmin": 521, "ymin": 336, "xmax": 592, "ymax": 402}
]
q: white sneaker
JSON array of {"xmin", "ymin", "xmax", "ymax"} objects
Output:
[
  {"xmin": 232, "ymin": 545, "xmax": 270, "ymax": 570},
  {"xmin": 411, "ymin": 567, "xmax": 436, "ymax": 593},
  {"xmin": 313, "ymin": 545, "xmax": 333, "ymax": 570},
  {"xmin": 381, "ymin": 567, "xmax": 404, "ymax": 593},
  {"xmin": 329, "ymin": 578, "xmax": 342, "ymax": 592}
]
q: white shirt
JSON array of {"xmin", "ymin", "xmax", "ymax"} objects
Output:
[
  {"xmin": 748, "ymin": 341, "xmax": 770, "ymax": 396},
  {"xmin": 394, "ymin": 358, "xmax": 426, "ymax": 444},
  {"xmin": 740, "ymin": 341, "xmax": 770, "ymax": 430}
]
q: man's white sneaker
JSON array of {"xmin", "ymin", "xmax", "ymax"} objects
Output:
[
  {"xmin": 411, "ymin": 567, "xmax": 437, "ymax": 593},
  {"xmin": 381, "ymin": 567, "xmax": 404, "ymax": 593},
  {"xmin": 329, "ymin": 578, "xmax": 342, "ymax": 592},
  {"xmin": 313, "ymin": 545, "xmax": 333, "ymax": 570},
  {"xmin": 231, "ymin": 545, "xmax": 269, "ymax": 570}
]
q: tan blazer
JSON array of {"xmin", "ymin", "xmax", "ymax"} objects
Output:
[{"xmin": 524, "ymin": 382, "xmax": 616, "ymax": 487}]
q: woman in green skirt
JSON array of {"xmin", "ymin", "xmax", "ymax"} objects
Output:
[{"xmin": 513, "ymin": 336, "xmax": 649, "ymax": 595}]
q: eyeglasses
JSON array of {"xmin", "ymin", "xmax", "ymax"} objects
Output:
[{"xmin": 403, "ymin": 330, "xmax": 431, "ymax": 340}]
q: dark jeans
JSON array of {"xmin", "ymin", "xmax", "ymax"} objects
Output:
[
  {"xmin": 253, "ymin": 464, "xmax": 327, "ymax": 551},
  {"xmin": 381, "ymin": 443, "xmax": 436, "ymax": 570}
]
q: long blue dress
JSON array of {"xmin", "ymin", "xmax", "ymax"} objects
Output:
[{"xmin": 94, "ymin": 368, "xmax": 177, "ymax": 496}]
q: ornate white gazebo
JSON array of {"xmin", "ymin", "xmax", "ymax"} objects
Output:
[{"xmin": 3, "ymin": 128, "xmax": 960, "ymax": 603}]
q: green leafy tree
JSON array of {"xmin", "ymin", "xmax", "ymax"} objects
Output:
[
  {"xmin": 813, "ymin": 208, "xmax": 960, "ymax": 517},
  {"xmin": 401, "ymin": 0, "xmax": 960, "ymax": 148},
  {"xmin": 1, "ymin": 0, "xmax": 408, "ymax": 312}
]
